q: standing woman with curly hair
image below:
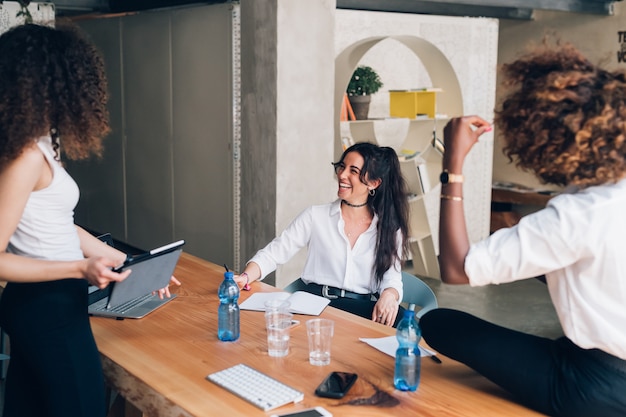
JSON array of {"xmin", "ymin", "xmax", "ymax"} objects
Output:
[
  {"xmin": 420, "ymin": 42, "xmax": 626, "ymax": 416},
  {"xmin": 0, "ymin": 23, "xmax": 134, "ymax": 417},
  {"xmin": 235, "ymin": 142, "xmax": 410, "ymax": 327}
]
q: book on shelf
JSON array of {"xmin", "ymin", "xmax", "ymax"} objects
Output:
[
  {"xmin": 398, "ymin": 148, "xmax": 420, "ymax": 160},
  {"xmin": 239, "ymin": 291, "xmax": 330, "ymax": 316},
  {"xmin": 416, "ymin": 163, "xmax": 431, "ymax": 193},
  {"xmin": 407, "ymin": 192, "xmax": 419, "ymax": 201},
  {"xmin": 388, "ymin": 87, "xmax": 443, "ymax": 92},
  {"xmin": 409, "ymin": 87, "xmax": 443, "ymax": 92}
]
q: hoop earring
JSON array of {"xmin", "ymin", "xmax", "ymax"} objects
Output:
[{"xmin": 369, "ymin": 188, "xmax": 375, "ymax": 196}]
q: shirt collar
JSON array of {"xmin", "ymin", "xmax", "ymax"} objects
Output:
[{"xmin": 331, "ymin": 198, "xmax": 379, "ymax": 227}]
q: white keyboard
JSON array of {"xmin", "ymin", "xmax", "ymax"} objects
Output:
[{"xmin": 206, "ymin": 363, "xmax": 304, "ymax": 411}]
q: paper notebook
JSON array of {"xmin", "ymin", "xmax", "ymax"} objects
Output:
[{"xmin": 240, "ymin": 291, "xmax": 330, "ymax": 316}]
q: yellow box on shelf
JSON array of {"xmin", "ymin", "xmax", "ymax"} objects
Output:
[{"xmin": 389, "ymin": 88, "xmax": 442, "ymax": 119}]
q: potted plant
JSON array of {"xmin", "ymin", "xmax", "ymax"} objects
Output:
[{"xmin": 346, "ymin": 65, "xmax": 383, "ymax": 120}]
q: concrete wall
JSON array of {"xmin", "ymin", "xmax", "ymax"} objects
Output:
[
  {"xmin": 272, "ymin": 0, "xmax": 336, "ymax": 286},
  {"xmin": 493, "ymin": 2, "xmax": 626, "ymax": 190},
  {"xmin": 241, "ymin": 0, "xmax": 336, "ymax": 287},
  {"xmin": 240, "ymin": 1, "xmax": 278, "ymax": 281}
]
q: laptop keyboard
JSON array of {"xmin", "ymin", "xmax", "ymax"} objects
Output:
[
  {"xmin": 206, "ymin": 364, "xmax": 304, "ymax": 411},
  {"xmin": 93, "ymin": 293, "xmax": 153, "ymax": 314}
]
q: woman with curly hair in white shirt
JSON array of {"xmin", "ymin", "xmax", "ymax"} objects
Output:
[{"xmin": 421, "ymin": 41, "xmax": 626, "ymax": 417}]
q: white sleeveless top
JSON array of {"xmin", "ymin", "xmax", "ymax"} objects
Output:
[{"xmin": 7, "ymin": 137, "xmax": 83, "ymax": 261}]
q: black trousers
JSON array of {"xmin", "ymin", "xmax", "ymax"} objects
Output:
[
  {"xmin": 295, "ymin": 279, "xmax": 405, "ymax": 327},
  {"xmin": 420, "ymin": 308, "xmax": 626, "ymax": 417},
  {"xmin": 0, "ymin": 279, "xmax": 106, "ymax": 417}
]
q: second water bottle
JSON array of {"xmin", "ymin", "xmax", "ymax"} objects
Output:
[
  {"xmin": 218, "ymin": 270, "xmax": 240, "ymax": 341},
  {"xmin": 394, "ymin": 309, "xmax": 421, "ymax": 391}
]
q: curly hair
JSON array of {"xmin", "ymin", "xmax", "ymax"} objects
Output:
[
  {"xmin": 334, "ymin": 142, "xmax": 410, "ymax": 284},
  {"xmin": 494, "ymin": 41, "xmax": 626, "ymax": 187},
  {"xmin": 0, "ymin": 21, "xmax": 109, "ymax": 167}
]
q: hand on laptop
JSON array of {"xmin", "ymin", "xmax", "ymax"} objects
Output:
[
  {"xmin": 153, "ymin": 276, "xmax": 182, "ymax": 299},
  {"xmin": 83, "ymin": 256, "xmax": 132, "ymax": 289}
]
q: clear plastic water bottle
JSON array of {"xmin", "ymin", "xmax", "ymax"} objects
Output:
[
  {"xmin": 218, "ymin": 271, "xmax": 240, "ymax": 341},
  {"xmin": 394, "ymin": 309, "xmax": 421, "ymax": 391}
]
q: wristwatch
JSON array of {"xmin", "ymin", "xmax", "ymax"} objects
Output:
[{"xmin": 440, "ymin": 170, "xmax": 464, "ymax": 184}]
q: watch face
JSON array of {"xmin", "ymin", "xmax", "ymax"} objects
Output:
[{"xmin": 440, "ymin": 172, "xmax": 450, "ymax": 183}]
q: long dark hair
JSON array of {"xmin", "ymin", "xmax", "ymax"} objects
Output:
[
  {"xmin": 335, "ymin": 142, "xmax": 410, "ymax": 283},
  {"xmin": 0, "ymin": 22, "xmax": 110, "ymax": 168}
]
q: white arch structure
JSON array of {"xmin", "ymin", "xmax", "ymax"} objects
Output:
[
  {"xmin": 335, "ymin": 35, "xmax": 463, "ymax": 158},
  {"xmin": 333, "ymin": 10, "xmax": 498, "ymax": 278}
]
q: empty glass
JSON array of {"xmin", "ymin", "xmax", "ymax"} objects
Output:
[{"xmin": 306, "ymin": 318, "xmax": 334, "ymax": 366}]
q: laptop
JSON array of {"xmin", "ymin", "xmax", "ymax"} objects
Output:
[{"xmin": 88, "ymin": 239, "xmax": 185, "ymax": 319}]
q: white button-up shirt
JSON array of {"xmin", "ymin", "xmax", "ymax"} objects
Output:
[
  {"xmin": 249, "ymin": 199, "xmax": 403, "ymax": 300},
  {"xmin": 465, "ymin": 178, "xmax": 626, "ymax": 360}
]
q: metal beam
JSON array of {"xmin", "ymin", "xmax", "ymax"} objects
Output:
[
  {"xmin": 336, "ymin": 0, "xmax": 619, "ymax": 18},
  {"xmin": 51, "ymin": 0, "xmax": 109, "ymax": 13},
  {"xmin": 337, "ymin": 0, "xmax": 533, "ymax": 19},
  {"xmin": 50, "ymin": 0, "xmax": 622, "ymax": 18}
]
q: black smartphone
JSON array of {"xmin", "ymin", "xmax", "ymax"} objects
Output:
[
  {"xmin": 270, "ymin": 407, "xmax": 332, "ymax": 417},
  {"xmin": 314, "ymin": 371, "xmax": 358, "ymax": 399}
]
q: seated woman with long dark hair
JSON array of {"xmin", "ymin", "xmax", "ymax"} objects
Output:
[{"xmin": 235, "ymin": 142, "xmax": 410, "ymax": 327}]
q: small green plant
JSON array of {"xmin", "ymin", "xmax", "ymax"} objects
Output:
[
  {"xmin": 346, "ymin": 65, "xmax": 383, "ymax": 96},
  {"xmin": 11, "ymin": 0, "xmax": 33, "ymax": 23}
]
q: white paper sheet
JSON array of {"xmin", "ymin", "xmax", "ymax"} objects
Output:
[
  {"xmin": 359, "ymin": 335, "xmax": 437, "ymax": 358},
  {"xmin": 239, "ymin": 291, "xmax": 330, "ymax": 315}
]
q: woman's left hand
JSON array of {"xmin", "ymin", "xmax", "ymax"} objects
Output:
[
  {"xmin": 154, "ymin": 276, "xmax": 182, "ymax": 299},
  {"xmin": 372, "ymin": 289, "xmax": 399, "ymax": 327},
  {"xmin": 442, "ymin": 115, "xmax": 492, "ymax": 167}
]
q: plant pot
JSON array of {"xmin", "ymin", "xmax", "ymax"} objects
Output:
[{"xmin": 348, "ymin": 95, "xmax": 371, "ymax": 120}]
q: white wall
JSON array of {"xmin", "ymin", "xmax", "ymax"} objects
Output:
[
  {"xmin": 272, "ymin": 0, "xmax": 336, "ymax": 286},
  {"xmin": 0, "ymin": 2, "xmax": 54, "ymax": 32}
]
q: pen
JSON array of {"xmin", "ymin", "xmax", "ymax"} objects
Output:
[
  {"xmin": 241, "ymin": 272, "xmax": 251, "ymax": 291},
  {"xmin": 430, "ymin": 355, "xmax": 442, "ymax": 364}
]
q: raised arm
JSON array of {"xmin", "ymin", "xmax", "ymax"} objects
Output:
[{"xmin": 438, "ymin": 116, "xmax": 492, "ymax": 284}]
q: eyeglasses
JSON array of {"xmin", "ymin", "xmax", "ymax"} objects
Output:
[
  {"xmin": 333, "ymin": 162, "xmax": 360, "ymax": 176},
  {"xmin": 332, "ymin": 162, "xmax": 368, "ymax": 184}
]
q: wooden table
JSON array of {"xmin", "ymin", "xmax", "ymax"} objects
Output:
[
  {"xmin": 491, "ymin": 187, "xmax": 555, "ymax": 233},
  {"xmin": 91, "ymin": 253, "xmax": 543, "ymax": 417}
]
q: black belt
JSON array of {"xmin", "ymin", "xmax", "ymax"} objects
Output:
[{"xmin": 305, "ymin": 283, "xmax": 376, "ymax": 301}]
